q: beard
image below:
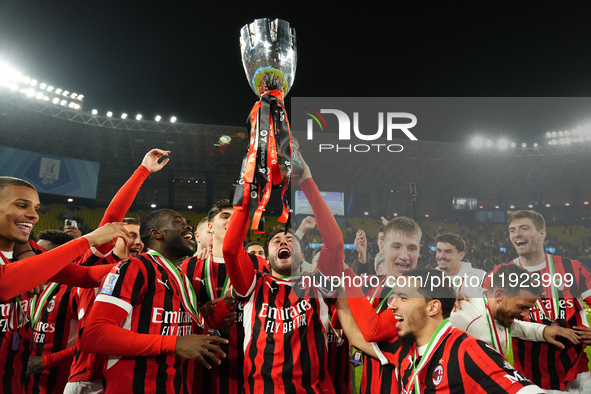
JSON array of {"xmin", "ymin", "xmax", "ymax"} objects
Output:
[
  {"xmin": 162, "ymin": 230, "xmax": 194, "ymax": 261},
  {"xmin": 400, "ymin": 331, "xmax": 417, "ymax": 347},
  {"xmin": 493, "ymin": 303, "xmax": 514, "ymax": 328},
  {"xmin": 269, "ymin": 249, "xmax": 302, "ymax": 276}
]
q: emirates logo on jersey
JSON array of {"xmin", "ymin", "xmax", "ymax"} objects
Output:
[{"xmin": 432, "ymin": 365, "xmax": 444, "ymax": 386}]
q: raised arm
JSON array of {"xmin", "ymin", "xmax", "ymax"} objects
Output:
[
  {"xmin": 0, "ymin": 223, "xmax": 131, "ymax": 301},
  {"xmin": 100, "ymin": 149, "xmax": 169, "ymax": 226},
  {"xmin": 335, "ymin": 291, "xmax": 378, "ymax": 359},
  {"xmin": 294, "ymin": 154, "xmax": 343, "ymax": 277},
  {"xmin": 222, "ymin": 204, "xmax": 256, "ymax": 296},
  {"xmin": 343, "ymin": 268, "xmax": 399, "ymax": 342}
]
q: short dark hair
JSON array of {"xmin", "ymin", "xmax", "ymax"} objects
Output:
[
  {"xmin": 140, "ymin": 209, "xmax": 171, "ymax": 248},
  {"xmin": 488, "ymin": 264, "xmax": 543, "ymax": 298},
  {"xmin": 245, "ymin": 241, "xmax": 263, "ymax": 250},
  {"xmin": 507, "ymin": 210, "xmax": 545, "ymax": 231},
  {"xmin": 0, "ymin": 176, "xmax": 36, "ymax": 194},
  {"xmin": 435, "ymin": 233, "xmax": 466, "ymax": 253},
  {"xmin": 38, "ymin": 230, "xmax": 74, "ymax": 247},
  {"xmin": 207, "ymin": 200, "xmax": 233, "ymax": 223},
  {"xmin": 122, "ymin": 217, "xmax": 141, "ymax": 226},
  {"xmin": 195, "ymin": 216, "xmax": 209, "ymax": 231},
  {"xmin": 403, "ymin": 267, "xmax": 457, "ymax": 319},
  {"xmin": 265, "ymin": 227, "xmax": 301, "ymax": 256}
]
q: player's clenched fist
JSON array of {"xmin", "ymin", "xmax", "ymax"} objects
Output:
[{"xmin": 174, "ymin": 334, "xmax": 229, "ymax": 368}]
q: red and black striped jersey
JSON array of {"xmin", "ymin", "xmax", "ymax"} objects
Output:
[
  {"xmin": 483, "ymin": 256, "xmax": 591, "ymax": 390},
  {"xmin": 180, "ymin": 253, "xmax": 267, "ymax": 394},
  {"xmin": 94, "ymin": 253, "xmax": 194, "ymax": 394},
  {"xmin": 240, "ymin": 272, "xmax": 335, "ymax": 394},
  {"xmin": 27, "ymin": 283, "xmax": 78, "ymax": 394},
  {"xmin": 326, "ymin": 307, "xmax": 351, "ymax": 394},
  {"xmin": 359, "ymin": 278, "xmax": 398, "ymax": 394},
  {"xmin": 374, "ymin": 327, "xmax": 541, "ymax": 393},
  {"xmin": 0, "ymin": 251, "xmax": 35, "ymax": 394},
  {"xmin": 68, "ymin": 247, "xmax": 120, "ymax": 383}
]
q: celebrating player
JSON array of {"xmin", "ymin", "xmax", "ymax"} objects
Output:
[{"xmin": 223, "ymin": 153, "xmax": 343, "ymax": 394}]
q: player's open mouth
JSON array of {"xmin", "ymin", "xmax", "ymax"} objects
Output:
[
  {"xmin": 515, "ymin": 240, "xmax": 527, "ymax": 247},
  {"xmin": 129, "ymin": 248, "xmax": 141, "ymax": 257},
  {"xmin": 15, "ymin": 222, "xmax": 34, "ymax": 234},
  {"xmin": 395, "ymin": 314, "xmax": 404, "ymax": 329},
  {"xmin": 182, "ymin": 232, "xmax": 195, "ymax": 245},
  {"xmin": 395, "ymin": 263, "xmax": 411, "ymax": 269},
  {"xmin": 278, "ymin": 247, "xmax": 291, "ymax": 259}
]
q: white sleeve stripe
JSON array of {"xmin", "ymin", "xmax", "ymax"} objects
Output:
[
  {"xmin": 581, "ymin": 289, "xmax": 591, "ymax": 300},
  {"xmin": 515, "ymin": 385, "xmax": 544, "ymax": 393},
  {"xmin": 235, "ymin": 276, "xmax": 257, "ymax": 298},
  {"xmin": 95, "ymin": 294, "xmax": 132, "ymax": 314},
  {"xmin": 371, "ymin": 342, "xmax": 390, "ymax": 365},
  {"xmin": 90, "ymin": 246, "xmax": 113, "ymax": 258}
]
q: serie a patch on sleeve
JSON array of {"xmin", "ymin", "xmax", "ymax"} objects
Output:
[{"xmin": 100, "ymin": 273, "xmax": 120, "ymax": 296}]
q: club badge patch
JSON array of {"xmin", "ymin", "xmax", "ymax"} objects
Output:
[{"xmin": 432, "ymin": 365, "xmax": 444, "ymax": 386}]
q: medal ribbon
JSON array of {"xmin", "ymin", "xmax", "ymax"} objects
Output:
[
  {"xmin": 232, "ymin": 90, "xmax": 292, "ymax": 233},
  {"xmin": 147, "ymin": 249, "xmax": 205, "ymax": 328},
  {"xmin": 375, "ymin": 285, "xmax": 397, "ymax": 313},
  {"xmin": 454, "ymin": 276, "xmax": 465, "ymax": 293},
  {"xmin": 1, "ymin": 255, "xmax": 25, "ymax": 331},
  {"xmin": 406, "ymin": 319, "xmax": 453, "ymax": 394},
  {"xmin": 483, "ymin": 297, "xmax": 511, "ymax": 357},
  {"xmin": 368, "ymin": 276, "xmax": 389, "ymax": 305},
  {"xmin": 30, "ymin": 282, "xmax": 59, "ymax": 329},
  {"xmin": 514, "ymin": 255, "xmax": 560, "ymax": 322},
  {"xmin": 203, "ymin": 253, "xmax": 231, "ymax": 301}
]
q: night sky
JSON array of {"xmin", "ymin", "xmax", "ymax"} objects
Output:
[{"xmin": 1, "ymin": 2, "xmax": 591, "ymax": 143}]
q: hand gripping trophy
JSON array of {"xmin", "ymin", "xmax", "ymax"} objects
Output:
[{"xmin": 233, "ymin": 18, "xmax": 302, "ymax": 233}]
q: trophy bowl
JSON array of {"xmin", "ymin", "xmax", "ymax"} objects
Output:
[{"xmin": 240, "ymin": 18, "xmax": 297, "ymax": 98}]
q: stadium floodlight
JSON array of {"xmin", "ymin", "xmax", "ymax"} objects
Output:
[
  {"xmin": 425, "ymin": 214, "xmax": 430, "ymax": 218},
  {"xmin": 546, "ymin": 132, "xmax": 551, "ymax": 138},
  {"xmin": 39, "ymin": 83, "xmax": 46, "ymax": 89},
  {"xmin": 9, "ymin": 83, "xmax": 17, "ymax": 91},
  {"xmin": 510, "ymin": 205, "xmax": 515, "ymax": 209},
  {"xmin": 60, "ymin": 100, "xmax": 67, "ymax": 106},
  {"xmin": 23, "ymin": 76, "xmax": 30, "ymax": 84},
  {"xmin": 67, "ymin": 198, "xmax": 74, "ymax": 203},
  {"xmin": 533, "ymin": 143, "xmax": 538, "ymax": 147},
  {"xmin": 559, "ymin": 139, "xmax": 565, "ymax": 145},
  {"xmin": 35, "ymin": 92, "xmax": 43, "ymax": 99},
  {"xmin": 121, "ymin": 113, "xmax": 128, "ymax": 119},
  {"xmin": 52, "ymin": 98, "xmax": 59, "ymax": 104},
  {"xmin": 55, "ymin": 88, "xmax": 62, "ymax": 94},
  {"xmin": 30, "ymin": 79, "xmax": 37, "ymax": 86},
  {"xmin": 47, "ymin": 86, "xmax": 54, "ymax": 92},
  {"xmin": 170, "ymin": 116, "xmax": 177, "ymax": 123},
  {"xmin": 136, "ymin": 114, "xmax": 142, "ymax": 120},
  {"xmin": 71, "ymin": 93, "xmax": 77, "ymax": 98},
  {"xmin": 565, "ymin": 130, "xmax": 570, "ymax": 136},
  {"xmin": 393, "ymin": 213, "xmax": 398, "ymax": 216},
  {"xmin": 68, "ymin": 102, "xmax": 75, "ymax": 108},
  {"xmin": 151, "ymin": 204, "xmax": 157, "ymax": 208},
  {"xmin": 363, "ymin": 211, "xmax": 369, "ymax": 216},
  {"xmin": 74, "ymin": 104, "xmax": 80, "ymax": 109},
  {"xmin": 77, "ymin": 95, "xmax": 84, "ymax": 100},
  {"xmin": 25, "ymin": 88, "xmax": 35, "ymax": 97},
  {"xmin": 545, "ymin": 204, "xmax": 551, "ymax": 207},
  {"xmin": 510, "ymin": 142, "xmax": 516, "ymax": 148},
  {"xmin": 497, "ymin": 139, "xmax": 508, "ymax": 150},
  {"xmin": 188, "ymin": 205, "xmax": 193, "ymax": 209},
  {"xmin": 522, "ymin": 143, "xmax": 527, "ymax": 148},
  {"xmin": 559, "ymin": 131, "xmax": 564, "ymax": 137},
  {"xmin": 551, "ymin": 131, "xmax": 557, "ymax": 138},
  {"xmin": 62, "ymin": 90, "xmax": 69, "ymax": 96},
  {"xmin": 91, "ymin": 109, "xmax": 98, "ymax": 115},
  {"xmin": 585, "ymin": 201, "xmax": 590, "ymax": 205},
  {"xmin": 495, "ymin": 205, "xmax": 500, "ymax": 209},
  {"xmin": 485, "ymin": 139, "xmax": 493, "ymax": 148},
  {"xmin": 43, "ymin": 96, "xmax": 49, "ymax": 101},
  {"xmin": 565, "ymin": 203, "xmax": 571, "ymax": 206},
  {"xmin": 565, "ymin": 138, "xmax": 572, "ymax": 144},
  {"xmin": 528, "ymin": 204, "xmax": 534, "ymax": 208},
  {"xmin": 471, "ymin": 137, "xmax": 484, "ymax": 149},
  {"xmin": 155, "ymin": 115, "xmax": 161, "ymax": 121},
  {"xmin": 107, "ymin": 111, "xmax": 112, "ymax": 117}
]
